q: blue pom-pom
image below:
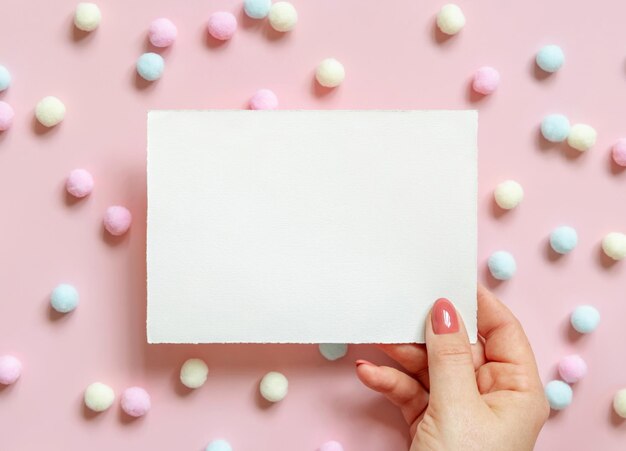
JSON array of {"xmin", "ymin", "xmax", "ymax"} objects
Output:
[
  {"xmin": 206, "ymin": 439, "xmax": 232, "ymax": 451},
  {"xmin": 545, "ymin": 380, "xmax": 572, "ymax": 410},
  {"xmin": 487, "ymin": 251, "xmax": 516, "ymax": 281},
  {"xmin": 541, "ymin": 114, "xmax": 570, "ymax": 143},
  {"xmin": 319, "ymin": 343, "xmax": 348, "ymax": 361},
  {"xmin": 0, "ymin": 65, "xmax": 10, "ymax": 92},
  {"xmin": 550, "ymin": 226, "xmax": 578, "ymax": 254},
  {"xmin": 536, "ymin": 45, "xmax": 564, "ymax": 73},
  {"xmin": 571, "ymin": 305, "xmax": 600, "ymax": 334},
  {"xmin": 244, "ymin": 0, "xmax": 271, "ymax": 19},
  {"xmin": 50, "ymin": 284, "xmax": 79, "ymax": 313},
  {"xmin": 136, "ymin": 53, "xmax": 164, "ymax": 81}
]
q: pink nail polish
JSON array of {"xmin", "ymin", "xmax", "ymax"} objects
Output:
[
  {"xmin": 431, "ymin": 298, "xmax": 459, "ymax": 334},
  {"xmin": 355, "ymin": 359, "xmax": 374, "ymax": 367}
]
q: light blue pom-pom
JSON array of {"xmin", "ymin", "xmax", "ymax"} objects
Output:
[
  {"xmin": 244, "ymin": 0, "xmax": 271, "ymax": 19},
  {"xmin": 319, "ymin": 343, "xmax": 348, "ymax": 361},
  {"xmin": 541, "ymin": 114, "xmax": 570, "ymax": 143},
  {"xmin": 550, "ymin": 226, "xmax": 578, "ymax": 254},
  {"xmin": 487, "ymin": 251, "xmax": 516, "ymax": 281},
  {"xmin": 536, "ymin": 45, "xmax": 564, "ymax": 73},
  {"xmin": 206, "ymin": 439, "xmax": 232, "ymax": 451},
  {"xmin": 0, "ymin": 65, "xmax": 10, "ymax": 92},
  {"xmin": 136, "ymin": 53, "xmax": 164, "ymax": 81},
  {"xmin": 545, "ymin": 380, "xmax": 572, "ymax": 410},
  {"xmin": 50, "ymin": 284, "xmax": 79, "ymax": 313},
  {"xmin": 571, "ymin": 305, "xmax": 600, "ymax": 334}
]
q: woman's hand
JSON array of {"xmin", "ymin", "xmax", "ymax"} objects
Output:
[{"xmin": 356, "ymin": 285, "xmax": 549, "ymax": 451}]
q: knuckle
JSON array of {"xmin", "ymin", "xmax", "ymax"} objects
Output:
[{"xmin": 433, "ymin": 345, "xmax": 473, "ymax": 365}]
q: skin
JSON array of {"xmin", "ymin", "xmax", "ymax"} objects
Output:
[{"xmin": 356, "ymin": 285, "xmax": 550, "ymax": 451}]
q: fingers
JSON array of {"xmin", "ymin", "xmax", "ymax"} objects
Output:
[{"xmin": 377, "ymin": 344, "xmax": 430, "ymax": 388}]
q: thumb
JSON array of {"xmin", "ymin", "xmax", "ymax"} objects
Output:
[{"xmin": 425, "ymin": 297, "xmax": 479, "ymax": 410}]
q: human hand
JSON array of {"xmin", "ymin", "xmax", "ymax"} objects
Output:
[{"xmin": 356, "ymin": 285, "xmax": 549, "ymax": 451}]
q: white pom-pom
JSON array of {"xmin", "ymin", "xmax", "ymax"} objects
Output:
[
  {"xmin": 259, "ymin": 371, "xmax": 288, "ymax": 402},
  {"xmin": 436, "ymin": 4, "xmax": 465, "ymax": 35},
  {"xmin": 74, "ymin": 3, "xmax": 101, "ymax": 32},
  {"xmin": 614, "ymin": 389, "xmax": 626, "ymax": 418},
  {"xmin": 35, "ymin": 96, "xmax": 66, "ymax": 127},
  {"xmin": 494, "ymin": 180, "xmax": 524, "ymax": 210},
  {"xmin": 268, "ymin": 2, "xmax": 297, "ymax": 32},
  {"xmin": 84, "ymin": 382, "xmax": 115, "ymax": 412},
  {"xmin": 602, "ymin": 232, "xmax": 626, "ymax": 261},
  {"xmin": 180, "ymin": 358, "xmax": 209, "ymax": 389},
  {"xmin": 315, "ymin": 58, "xmax": 345, "ymax": 88},
  {"xmin": 567, "ymin": 124, "xmax": 596, "ymax": 152}
]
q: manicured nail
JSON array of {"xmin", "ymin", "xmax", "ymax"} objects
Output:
[
  {"xmin": 355, "ymin": 359, "xmax": 374, "ymax": 367},
  {"xmin": 431, "ymin": 298, "xmax": 459, "ymax": 334}
]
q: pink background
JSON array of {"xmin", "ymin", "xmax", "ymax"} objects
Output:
[{"xmin": 1, "ymin": 0, "xmax": 625, "ymax": 449}]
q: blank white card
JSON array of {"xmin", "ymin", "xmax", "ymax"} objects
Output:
[{"xmin": 147, "ymin": 110, "xmax": 477, "ymax": 344}]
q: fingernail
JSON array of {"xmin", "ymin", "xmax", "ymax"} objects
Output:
[
  {"xmin": 355, "ymin": 359, "xmax": 374, "ymax": 367},
  {"xmin": 431, "ymin": 298, "xmax": 459, "ymax": 334}
]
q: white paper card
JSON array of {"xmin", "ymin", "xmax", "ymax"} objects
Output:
[{"xmin": 147, "ymin": 110, "xmax": 477, "ymax": 344}]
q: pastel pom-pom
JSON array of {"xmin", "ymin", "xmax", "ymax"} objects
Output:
[
  {"xmin": 541, "ymin": 114, "xmax": 570, "ymax": 143},
  {"xmin": 66, "ymin": 169, "xmax": 94, "ymax": 198},
  {"xmin": 149, "ymin": 18, "xmax": 177, "ymax": 47},
  {"xmin": 319, "ymin": 343, "xmax": 348, "ymax": 361},
  {"xmin": 550, "ymin": 226, "xmax": 578, "ymax": 254},
  {"xmin": 472, "ymin": 66, "xmax": 499, "ymax": 95},
  {"xmin": 50, "ymin": 283, "xmax": 79, "ymax": 313},
  {"xmin": 602, "ymin": 232, "xmax": 626, "ymax": 261},
  {"xmin": 35, "ymin": 96, "xmax": 65, "ymax": 127},
  {"xmin": 268, "ymin": 2, "xmax": 298, "ymax": 32},
  {"xmin": 493, "ymin": 180, "xmax": 523, "ymax": 210},
  {"xmin": 567, "ymin": 123, "xmax": 596, "ymax": 152},
  {"xmin": 316, "ymin": 58, "xmax": 345, "ymax": 88},
  {"xmin": 436, "ymin": 4, "xmax": 465, "ymax": 35},
  {"xmin": 0, "ymin": 355, "xmax": 22, "ymax": 385},
  {"xmin": 74, "ymin": 3, "xmax": 101, "ymax": 32},
  {"xmin": 121, "ymin": 387, "xmax": 151, "ymax": 417},
  {"xmin": 613, "ymin": 389, "xmax": 626, "ymax": 419},
  {"xmin": 250, "ymin": 89, "xmax": 278, "ymax": 110},
  {"xmin": 244, "ymin": 0, "xmax": 271, "ymax": 19},
  {"xmin": 180, "ymin": 358, "xmax": 209, "ymax": 389},
  {"xmin": 0, "ymin": 65, "xmax": 11, "ymax": 91},
  {"xmin": 260, "ymin": 371, "xmax": 288, "ymax": 402},
  {"xmin": 136, "ymin": 53, "xmax": 164, "ymax": 81},
  {"xmin": 207, "ymin": 12, "xmax": 237, "ymax": 41},
  {"xmin": 570, "ymin": 305, "xmax": 600, "ymax": 334},
  {"xmin": 545, "ymin": 380, "xmax": 572, "ymax": 410},
  {"xmin": 488, "ymin": 251, "xmax": 516, "ymax": 281},
  {"xmin": 319, "ymin": 441, "xmax": 344, "ymax": 451},
  {"xmin": 536, "ymin": 45, "xmax": 564, "ymax": 73},
  {"xmin": 0, "ymin": 101, "xmax": 14, "ymax": 131},
  {"xmin": 84, "ymin": 382, "xmax": 115, "ymax": 412},
  {"xmin": 103, "ymin": 206, "xmax": 132, "ymax": 236},
  {"xmin": 558, "ymin": 355, "xmax": 587, "ymax": 384},
  {"xmin": 206, "ymin": 439, "xmax": 233, "ymax": 451},
  {"xmin": 612, "ymin": 139, "xmax": 626, "ymax": 167}
]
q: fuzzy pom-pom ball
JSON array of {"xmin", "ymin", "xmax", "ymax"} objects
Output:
[
  {"xmin": 488, "ymin": 251, "xmax": 516, "ymax": 281},
  {"xmin": 250, "ymin": 89, "xmax": 278, "ymax": 110},
  {"xmin": 493, "ymin": 180, "xmax": 523, "ymax": 210},
  {"xmin": 319, "ymin": 343, "xmax": 348, "ymax": 361},
  {"xmin": 0, "ymin": 101, "xmax": 14, "ymax": 131},
  {"xmin": 550, "ymin": 226, "xmax": 578, "ymax": 254},
  {"xmin": 206, "ymin": 439, "xmax": 233, "ymax": 451},
  {"xmin": 149, "ymin": 18, "xmax": 177, "ymax": 47},
  {"xmin": 558, "ymin": 355, "xmax": 587, "ymax": 384},
  {"xmin": 74, "ymin": 3, "xmax": 101, "ymax": 32},
  {"xmin": 207, "ymin": 12, "xmax": 237, "ymax": 41},
  {"xmin": 541, "ymin": 114, "xmax": 570, "ymax": 143},
  {"xmin": 472, "ymin": 66, "xmax": 499, "ymax": 95},
  {"xmin": 35, "ymin": 96, "xmax": 65, "ymax": 127},
  {"xmin": 0, "ymin": 65, "xmax": 11, "ymax": 92},
  {"xmin": 567, "ymin": 123, "xmax": 596, "ymax": 152},
  {"xmin": 612, "ymin": 139, "xmax": 626, "ymax": 167},
  {"xmin": 319, "ymin": 441, "xmax": 344, "ymax": 451},
  {"xmin": 570, "ymin": 305, "xmax": 600, "ymax": 334},
  {"xmin": 545, "ymin": 380, "xmax": 572, "ymax": 410},
  {"xmin": 316, "ymin": 58, "xmax": 345, "ymax": 88},
  {"xmin": 50, "ymin": 283, "xmax": 79, "ymax": 313},
  {"xmin": 180, "ymin": 358, "xmax": 209, "ymax": 389},
  {"xmin": 536, "ymin": 45, "xmax": 564, "ymax": 73},
  {"xmin": 136, "ymin": 53, "xmax": 164, "ymax": 81},
  {"xmin": 613, "ymin": 389, "xmax": 626, "ymax": 418},
  {"xmin": 244, "ymin": 0, "xmax": 271, "ymax": 19},
  {"xmin": 260, "ymin": 371, "xmax": 288, "ymax": 402},
  {"xmin": 84, "ymin": 382, "xmax": 115, "ymax": 412},
  {"xmin": 268, "ymin": 2, "xmax": 298, "ymax": 32},
  {"xmin": 436, "ymin": 4, "xmax": 465, "ymax": 35},
  {"xmin": 0, "ymin": 355, "xmax": 22, "ymax": 385},
  {"xmin": 66, "ymin": 169, "xmax": 94, "ymax": 198},
  {"xmin": 602, "ymin": 232, "xmax": 626, "ymax": 261},
  {"xmin": 103, "ymin": 206, "xmax": 132, "ymax": 236},
  {"xmin": 121, "ymin": 387, "xmax": 151, "ymax": 417}
]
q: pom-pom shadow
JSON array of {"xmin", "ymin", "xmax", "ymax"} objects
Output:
[
  {"xmin": 490, "ymin": 197, "xmax": 509, "ymax": 219},
  {"xmin": 261, "ymin": 21, "xmax": 290, "ymax": 42},
  {"xmin": 31, "ymin": 115, "xmax": 58, "ymax": 136},
  {"xmin": 544, "ymin": 239, "xmax": 564, "ymax": 263},
  {"xmin": 608, "ymin": 150, "xmax": 626, "ymax": 175},
  {"xmin": 481, "ymin": 264, "xmax": 503, "ymax": 289},
  {"xmin": 47, "ymin": 303, "xmax": 74, "ymax": 322},
  {"xmin": 465, "ymin": 79, "xmax": 489, "ymax": 103},
  {"xmin": 529, "ymin": 57, "xmax": 552, "ymax": 81},
  {"xmin": 118, "ymin": 406, "xmax": 144, "ymax": 425},
  {"xmin": 80, "ymin": 399, "xmax": 103, "ymax": 420},
  {"xmin": 430, "ymin": 21, "xmax": 455, "ymax": 45},
  {"xmin": 101, "ymin": 227, "xmax": 130, "ymax": 246},
  {"xmin": 144, "ymin": 35, "xmax": 172, "ymax": 57},
  {"xmin": 561, "ymin": 315, "xmax": 584, "ymax": 344},
  {"xmin": 171, "ymin": 370, "xmax": 196, "ymax": 397},
  {"xmin": 597, "ymin": 245, "xmax": 618, "ymax": 269},
  {"xmin": 253, "ymin": 379, "xmax": 275, "ymax": 410},
  {"xmin": 132, "ymin": 69, "xmax": 157, "ymax": 91},
  {"xmin": 239, "ymin": 7, "xmax": 264, "ymax": 30},
  {"xmin": 68, "ymin": 12, "xmax": 96, "ymax": 44},
  {"xmin": 310, "ymin": 76, "xmax": 338, "ymax": 99},
  {"xmin": 609, "ymin": 402, "xmax": 626, "ymax": 427},
  {"xmin": 534, "ymin": 127, "xmax": 584, "ymax": 162}
]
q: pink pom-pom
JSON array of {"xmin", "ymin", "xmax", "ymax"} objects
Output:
[
  {"xmin": 104, "ymin": 206, "xmax": 132, "ymax": 236},
  {"xmin": 0, "ymin": 355, "xmax": 22, "ymax": 385},
  {"xmin": 207, "ymin": 12, "xmax": 237, "ymax": 41},
  {"xmin": 121, "ymin": 386, "xmax": 151, "ymax": 417},
  {"xmin": 250, "ymin": 89, "xmax": 278, "ymax": 110},
  {"xmin": 149, "ymin": 18, "xmax": 177, "ymax": 48},
  {"xmin": 319, "ymin": 441, "xmax": 344, "ymax": 451},
  {"xmin": 558, "ymin": 354, "xmax": 587, "ymax": 384},
  {"xmin": 472, "ymin": 66, "xmax": 500, "ymax": 95},
  {"xmin": 612, "ymin": 138, "xmax": 626, "ymax": 167},
  {"xmin": 0, "ymin": 101, "xmax": 15, "ymax": 131},
  {"xmin": 66, "ymin": 169, "xmax": 94, "ymax": 198}
]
